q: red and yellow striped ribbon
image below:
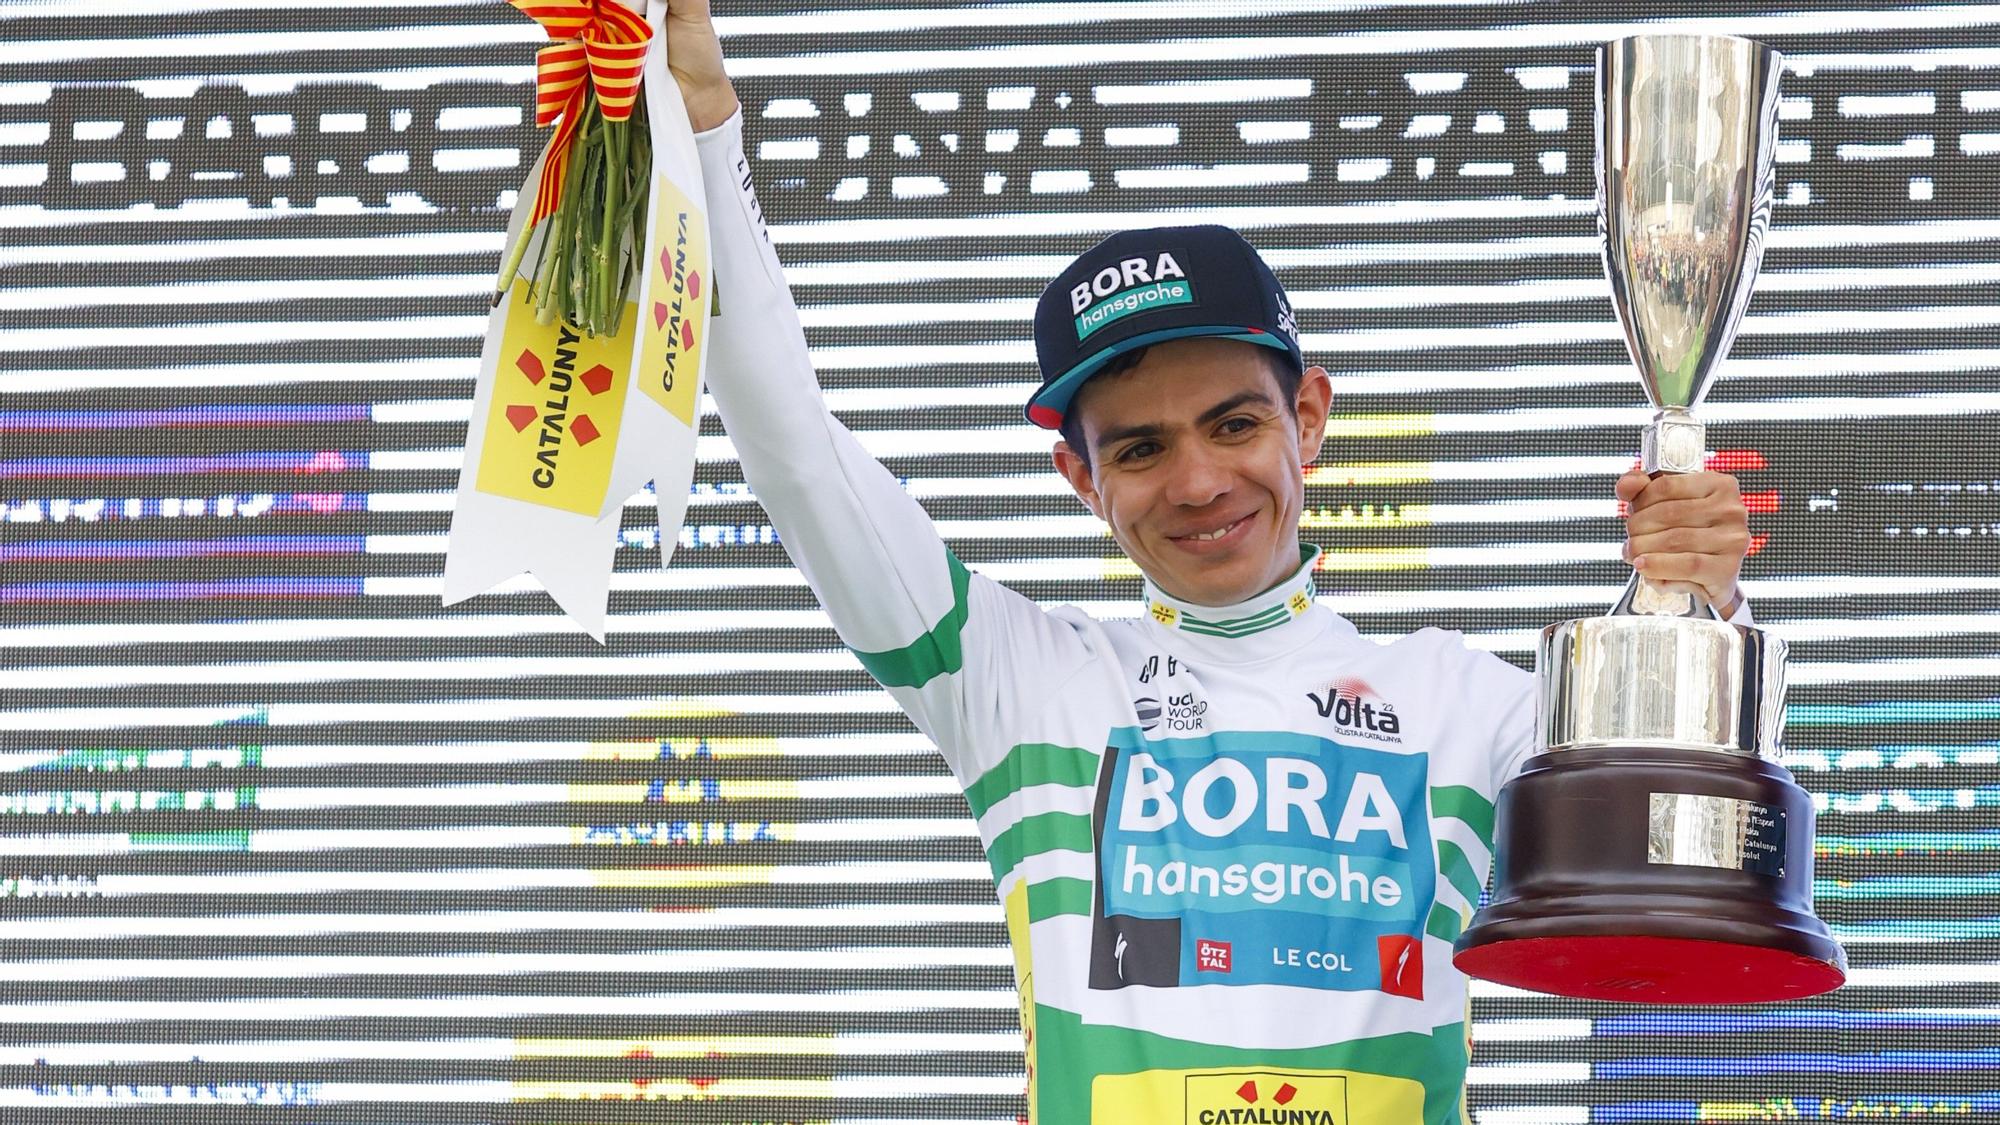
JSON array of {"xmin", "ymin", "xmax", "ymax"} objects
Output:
[{"xmin": 507, "ymin": 0, "xmax": 654, "ymax": 226}]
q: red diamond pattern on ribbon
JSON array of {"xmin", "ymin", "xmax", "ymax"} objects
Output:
[
  {"xmin": 571, "ymin": 414, "xmax": 600, "ymax": 445},
  {"xmin": 517, "ymin": 348, "xmax": 546, "ymax": 385},
  {"xmin": 1237, "ymin": 1081, "xmax": 1258, "ymax": 1104},
  {"xmin": 506, "ymin": 404, "xmax": 537, "ymax": 432},
  {"xmin": 1274, "ymin": 1083, "xmax": 1297, "ymax": 1105},
  {"xmin": 680, "ymin": 319, "xmax": 695, "ymax": 352},
  {"xmin": 652, "ymin": 300, "xmax": 670, "ymax": 330},
  {"xmin": 579, "ymin": 363, "xmax": 612, "ymax": 396},
  {"xmin": 687, "ymin": 269, "xmax": 702, "ymax": 300}
]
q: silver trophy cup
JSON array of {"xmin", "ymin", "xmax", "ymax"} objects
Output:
[{"xmin": 1453, "ymin": 34, "xmax": 1846, "ymax": 1004}]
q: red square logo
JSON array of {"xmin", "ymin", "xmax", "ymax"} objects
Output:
[
  {"xmin": 1196, "ymin": 939, "xmax": 1232, "ymax": 973},
  {"xmin": 1377, "ymin": 934, "xmax": 1423, "ymax": 999}
]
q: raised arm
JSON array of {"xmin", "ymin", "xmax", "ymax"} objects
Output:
[{"xmin": 662, "ymin": 0, "xmax": 1093, "ymax": 779}]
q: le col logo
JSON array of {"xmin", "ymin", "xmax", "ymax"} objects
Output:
[{"xmin": 1306, "ymin": 679, "xmax": 1402, "ymax": 743}]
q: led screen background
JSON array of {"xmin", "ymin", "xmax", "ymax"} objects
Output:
[{"xmin": 2, "ymin": 0, "xmax": 1998, "ymax": 1120}]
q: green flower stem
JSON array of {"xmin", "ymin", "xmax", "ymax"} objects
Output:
[
  {"xmin": 505, "ymin": 84, "xmax": 652, "ymax": 336},
  {"xmin": 492, "ymin": 210, "xmax": 534, "ymax": 306},
  {"xmin": 533, "ymin": 190, "xmax": 565, "ymax": 324},
  {"xmin": 608, "ymin": 107, "xmax": 651, "ymax": 337},
  {"xmin": 593, "ymin": 117, "xmax": 626, "ymax": 335},
  {"xmin": 541, "ymin": 102, "xmax": 596, "ymax": 326}
]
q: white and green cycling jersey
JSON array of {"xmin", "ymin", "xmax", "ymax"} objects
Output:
[{"xmin": 694, "ymin": 109, "xmax": 1740, "ymax": 1124}]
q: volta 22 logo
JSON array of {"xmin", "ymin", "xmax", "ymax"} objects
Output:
[{"xmin": 1306, "ymin": 678, "xmax": 1402, "ymax": 744}]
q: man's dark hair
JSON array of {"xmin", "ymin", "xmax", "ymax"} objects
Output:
[{"xmin": 1057, "ymin": 344, "xmax": 1303, "ymax": 469}]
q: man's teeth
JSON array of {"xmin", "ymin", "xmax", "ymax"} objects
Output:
[{"xmin": 1185, "ymin": 520, "xmax": 1240, "ymax": 541}]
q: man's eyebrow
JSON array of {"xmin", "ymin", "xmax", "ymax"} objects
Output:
[
  {"xmin": 1094, "ymin": 420, "xmax": 1163, "ymax": 449},
  {"xmin": 1196, "ymin": 390, "xmax": 1276, "ymax": 426},
  {"xmin": 1091, "ymin": 390, "xmax": 1278, "ymax": 451}
]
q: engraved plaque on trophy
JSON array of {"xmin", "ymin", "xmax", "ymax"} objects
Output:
[{"xmin": 1451, "ymin": 34, "xmax": 1846, "ymax": 1004}]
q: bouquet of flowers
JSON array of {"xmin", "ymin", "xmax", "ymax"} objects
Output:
[
  {"xmin": 494, "ymin": 0, "xmax": 655, "ymax": 336},
  {"xmin": 442, "ymin": 0, "xmax": 716, "ymax": 638}
]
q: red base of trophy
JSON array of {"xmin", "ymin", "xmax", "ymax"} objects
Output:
[{"xmin": 1452, "ymin": 747, "xmax": 1846, "ymax": 1005}]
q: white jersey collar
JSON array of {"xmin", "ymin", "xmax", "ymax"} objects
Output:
[{"xmin": 1140, "ymin": 544, "xmax": 1354, "ymax": 659}]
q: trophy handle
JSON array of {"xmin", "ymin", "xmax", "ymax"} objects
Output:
[{"xmin": 1613, "ymin": 407, "xmax": 1724, "ymax": 621}]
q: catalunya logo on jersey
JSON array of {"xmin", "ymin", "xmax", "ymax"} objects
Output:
[{"xmin": 1089, "ymin": 728, "xmax": 1432, "ymax": 996}]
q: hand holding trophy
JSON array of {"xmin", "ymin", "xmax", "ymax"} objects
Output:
[{"xmin": 1452, "ymin": 34, "xmax": 1847, "ymax": 1004}]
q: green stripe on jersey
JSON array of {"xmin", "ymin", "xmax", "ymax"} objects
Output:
[
  {"xmin": 851, "ymin": 551, "xmax": 971, "ymax": 689},
  {"xmin": 964, "ymin": 743, "xmax": 1100, "ymax": 819},
  {"xmin": 1192, "ymin": 603, "xmax": 1290, "ymax": 630},
  {"xmin": 1437, "ymin": 839, "xmax": 1484, "ymax": 908},
  {"xmin": 1179, "ymin": 605, "xmax": 1290, "ymax": 638},
  {"xmin": 988, "ymin": 810, "xmax": 1093, "ymax": 883},
  {"xmin": 1430, "ymin": 785, "xmax": 1496, "ymax": 851},
  {"xmin": 1425, "ymin": 901, "xmax": 1465, "ymax": 943},
  {"xmin": 1027, "ymin": 877, "xmax": 1093, "ymax": 922}
]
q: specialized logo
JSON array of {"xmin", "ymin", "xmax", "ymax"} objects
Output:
[
  {"xmin": 1185, "ymin": 1072, "xmax": 1347, "ymax": 1125},
  {"xmin": 1072, "ymin": 251, "xmax": 1192, "ymax": 340},
  {"xmin": 475, "ymin": 290, "xmax": 631, "ymax": 516},
  {"xmin": 638, "ymin": 178, "xmax": 711, "ymax": 426},
  {"xmin": 1376, "ymin": 933, "xmax": 1423, "ymax": 1000},
  {"xmin": 1306, "ymin": 678, "xmax": 1403, "ymax": 744}
]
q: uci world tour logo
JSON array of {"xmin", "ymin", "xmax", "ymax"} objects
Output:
[{"xmin": 1306, "ymin": 678, "xmax": 1402, "ymax": 744}]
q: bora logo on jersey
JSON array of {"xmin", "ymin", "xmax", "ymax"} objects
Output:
[{"xmin": 1091, "ymin": 727, "xmax": 1435, "ymax": 994}]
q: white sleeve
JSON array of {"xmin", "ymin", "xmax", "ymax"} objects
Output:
[
  {"xmin": 692, "ymin": 108, "xmax": 1093, "ymax": 784},
  {"xmin": 1471, "ymin": 650, "xmax": 1537, "ymax": 792}
]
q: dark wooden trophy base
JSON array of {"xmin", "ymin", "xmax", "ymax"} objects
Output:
[{"xmin": 1452, "ymin": 746, "xmax": 1845, "ymax": 1004}]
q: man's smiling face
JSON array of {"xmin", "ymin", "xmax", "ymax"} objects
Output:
[{"xmin": 1052, "ymin": 337, "xmax": 1332, "ymax": 608}]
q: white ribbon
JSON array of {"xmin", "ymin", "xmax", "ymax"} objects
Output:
[{"xmin": 442, "ymin": 0, "xmax": 712, "ymax": 640}]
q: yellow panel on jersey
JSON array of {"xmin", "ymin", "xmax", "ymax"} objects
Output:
[{"xmin": 1092, "ymin": 1064, "xmax": 1425, "ymax": 1123}]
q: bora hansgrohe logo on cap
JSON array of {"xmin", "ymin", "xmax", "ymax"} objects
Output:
[{"xmin": 1069, "ymin": 250, "xmax": 1192, "ymax": 341}]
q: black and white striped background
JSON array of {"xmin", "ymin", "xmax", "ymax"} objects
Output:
[{"xmin": 2, "ymin": 1, "xmax": 1997, "ymax": 1120}]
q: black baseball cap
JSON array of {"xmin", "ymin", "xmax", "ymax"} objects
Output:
[{"xmin": 1027, "ymin": 224, "xmax": 1304, "ymax": 430}]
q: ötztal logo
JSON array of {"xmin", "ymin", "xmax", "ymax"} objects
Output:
[
  {"xmin": 1306, "ymin": 678, "xmax": 1402, "ymax": 743},
  {"xmin": 1196, "ymin": 939, "xmax": 1232, "ymax": 973}
]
